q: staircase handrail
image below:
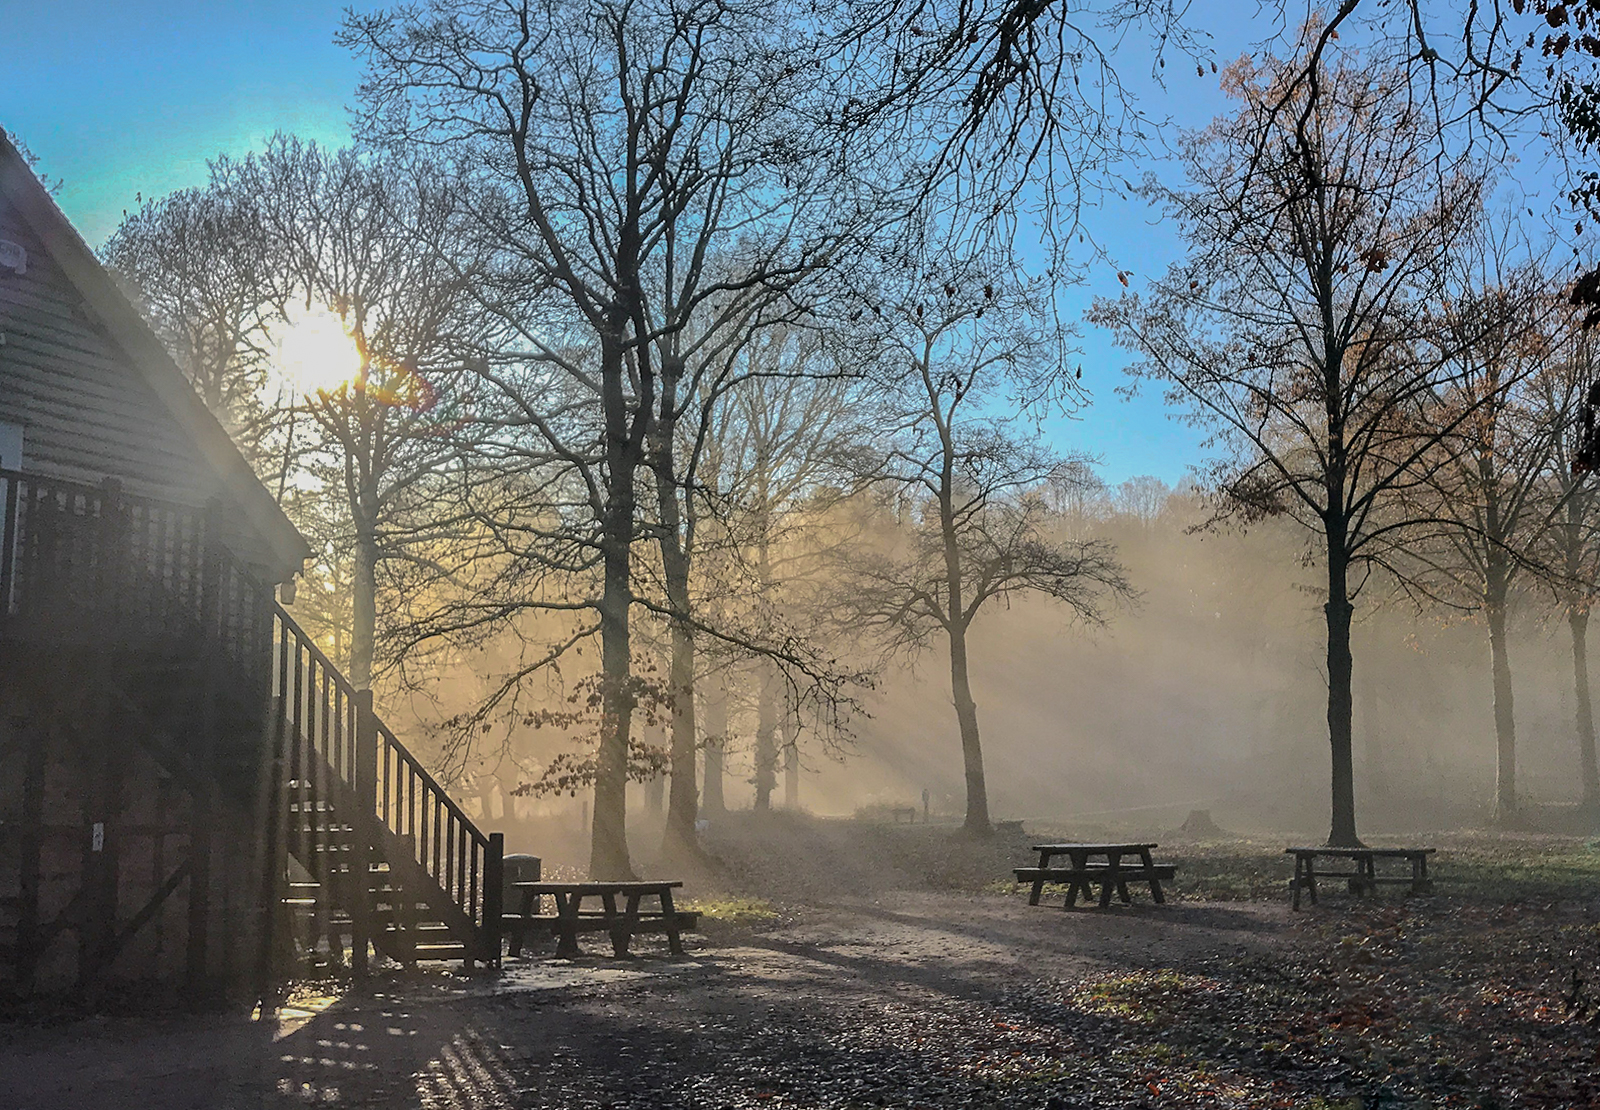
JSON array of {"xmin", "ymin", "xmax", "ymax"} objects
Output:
[
  {"xmin": 266, "ymin": 602, "xmax": 490, "ymax": 852},
  {"xmin": 268, "ymin": 589, "xmax": 499, "ymax": 962}
]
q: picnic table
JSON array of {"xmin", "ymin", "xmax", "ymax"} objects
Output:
[
  {"xmin": 507, "ymin": 880, "xmax": 692, "ymax": 957},
  {"xmin": 1014, "ymin": 842, "xmax": 1176, "ymax": 909},
  {"xmin": 1284, "ymin": 846, "xmax": 1436, "ymax": 910}
]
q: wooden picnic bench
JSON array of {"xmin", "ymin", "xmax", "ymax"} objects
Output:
[
  {"xmin": 1015, "ymin": 842, "xmax": 1176, "ymax": 909},
  {"xmin": 506, "ymin": 880, "xmax": 694, "ymax": 957},
  {"xmin": 1285, "ymin": 847, "xmax": 1436, "ymax": 910}
]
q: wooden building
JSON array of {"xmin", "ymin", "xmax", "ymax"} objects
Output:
[{"xmin": 0, "ymin": 132, "xmax": 501, "ymax": 1006}]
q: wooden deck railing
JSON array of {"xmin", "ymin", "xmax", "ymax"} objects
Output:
[
  {"xmin": 0, "ymin": 468, "xmax": 272, "ymax": 672},
  {"xmin": 1, "ymin": 466, "xmax": 501, "ymax": 964}
]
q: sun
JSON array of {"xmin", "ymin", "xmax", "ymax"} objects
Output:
[{"xmin": 273, "ymin": 307, "xmax": 363, "ymax": 396}]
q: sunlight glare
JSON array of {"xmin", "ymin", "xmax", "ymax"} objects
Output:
[{"xmin": 274, "ymin": 308, "xmax": 362, "ymax": 395}]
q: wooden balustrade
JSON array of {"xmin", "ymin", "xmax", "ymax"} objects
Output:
[
  {"xmin": 0, "ymin": 468, "xmax": 272, "ymax": 673},
  {"xmin": 269, "ymin": 588, "xmax": 499, "ymax": 962}
]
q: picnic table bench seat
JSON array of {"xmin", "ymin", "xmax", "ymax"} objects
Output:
[
  {"xmin": 506, "ymin": 910, "xmax": 700, "ymax": 937},
  {"xmin": 1015, "ymin": 864, "xmax": 1179, "ymax": 883},
  {"xmin": 1285, "ymin": 847, "xmax": 1435, "ymax": 910}
]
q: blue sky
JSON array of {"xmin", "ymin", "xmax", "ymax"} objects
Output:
[{"xmin": 1, "ymin": 0, "xmax": 1247, "ymax": 487}]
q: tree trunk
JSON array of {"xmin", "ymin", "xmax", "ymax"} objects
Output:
[
  {"xmin": 651, "ymin": 355, "xmax": 701, "ymax": 858},
  {"xmin": 782, "ymin": 710, "xmax": 799, "ymax": 811},
  {"xmin": 1571, "ymin": 608, "xmax": 1600, "ymax": 810},
  {"xmin": 349, "ymin": 521, "xmax": 378, "ymax": 691},
  {"xmin": 1324, "ymin": 544, "xmax": 1359, "ymax": 847},
  {"xmin": 661, "ymin": 621, "xmax": 699, "ymax": 848},
  {"xmin": 1361, "ymin": 661, "xmax": 1386, "ymax": 801},
  {"xmin": 1486, "ymin": 564, "xmax": 1518, "ymax": 824},
  {"xmin": 948, "ymin": 621, "xmax": 990, "ymax": 835},
  {"xmin": 702, "ymin": 667, "xmax": 727, "ymax": 816},
  {"xmin": 753, "ymin": 661, "xmax": 777, "ymax": 811},
  {"xmin": 592, "ymin": 535, "xmax": 636, "ymax": 878},
  {"xmin": 936, "ymin": 433, "xmax": 989, "ymax": 836},
  {"xmin": 591, "ymin": 333, "xmax": 641, "ymax": 880},
  {"xmin": 751, "ymin": 481, "xmax": 778, "ymax": 813}
]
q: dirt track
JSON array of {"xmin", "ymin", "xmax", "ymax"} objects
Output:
[{"xmin": 0, "ymin": 891, "xmax": 1293, "ymax": 1109}]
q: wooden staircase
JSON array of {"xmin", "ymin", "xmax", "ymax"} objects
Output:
[{"xmin": 268, "ymin": 603, "xmax": 503, "ymax": 973}]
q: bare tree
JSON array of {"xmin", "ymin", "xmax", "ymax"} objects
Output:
[
  {"xmin": 1114, "ymin": 475, "xmax": 1171, "ymax": 528},
  {"xmin": 702, "ymin": 331, "xmax": 877, "ymax": 812},
  {"xmin": 1092, "ymin": 45, "xmax": 1493, "ymax": 846},
  {"xmin": 1044, "ymin": 459, "xmax": 1112, "ymax": 541},
  {"xmin": 104, "ymin": 182, "xmax": 282, "ymax": 461},
  {"xmin": 845, "ymin": 259, "xmax": 1132, "ymax": 835},
  {"xmin": 343, "ymin": 0, "xmax": 897, "ymax": 877},
  {"xmin": 1536, "ymin": 323, "xmax": 1600, "ymax": 813},
  {"xmin": 222, "ymin": 137, "xmax": 488, "ymax": 690},
  {"xmin": 831, "ymin": 0, "xmax": 1208, "ymax": 245},
  {"xmin": 1416, "ymin": 255, "xmax": 1565, "ymax": 823},
  {"xmin": 644, "ymin": 293, "xmax": 881, "ymax": 854}
]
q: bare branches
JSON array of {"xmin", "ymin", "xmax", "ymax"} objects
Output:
[{"xmin": 1091, "ymin": 41, "xmax": 1503, "ymax": 844}]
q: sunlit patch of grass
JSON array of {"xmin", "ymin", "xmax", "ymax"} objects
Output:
[
  {"xmin": 678, "ymin": 894, "xmax": 778, "ymax": 924},
  {"xmin": 1439, "ymin": 836, "xmax": 1600, "ymax": 900},
  {"xmin": 993, "ymin": 878, "xmax": 1074, "ymax": 898}
]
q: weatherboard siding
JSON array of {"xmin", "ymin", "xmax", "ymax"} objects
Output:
[{"xmin": 0, "ymin": 208, "xmax": 217, "ymax": 504}]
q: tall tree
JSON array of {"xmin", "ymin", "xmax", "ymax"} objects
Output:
[
  {"xmin": 225, "ymin": 137, "xmax": 486, "ymax": 690},
  {"xmin": 700, "ymin": 333, "xmax": 875, "ymax": 812},
  {"xmin": 104, "ymin": 182, "xmax": 282, "ymax": 460},
  {"xmin": 847, "ymin": 259, "xmax": 1132, "ymax": 835},
  {"xmin": 344, "ymin": 0, "xmax": 897, "ymax": 877},
  {"xmin": 1536, "ymin": 322, "xmax": 1600, "ymax": 813},
  {"xmin": 1093, "ymin": 46, "xmax": 1492, "ymax": 846},
  {"xmin": 1420, "ymin": 256, "xmax": 1563, "ymax": 823}
]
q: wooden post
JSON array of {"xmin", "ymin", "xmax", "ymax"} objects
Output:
[
  {"xmin": 186, "ymin": 501, "xmax": 225, "ymax": 996},
  {"xmin": 80, "ymin": 682, "xmax": 124, "ymax": 993},
  {"xmin": 483, "ymin": 832, "xmax": 504, "ymax": 969},
  {"xmin": 254, "ymin": 661, "xmax": 291, "ymax": 1006},
  {"xmin": 16, "ymin": 711, "xmax": 47, "ymax": 992},
  {"xmin": 96, "ymin": 478, "xmax": 123, "ymax": 626},
  {"xmin": 351, "ymin": 690, "xmax": 378, "ymax": 977}
]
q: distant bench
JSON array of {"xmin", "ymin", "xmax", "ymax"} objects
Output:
[
  {"xmin": 1285, "ymin": 847, "xmax": 1435, "ymax": 910},
  {"xmin": 1016, "ymin": 843, "xmax": 1177, "ymax": 908},
  {"xmin": 506, "ymin": 881, "xmax": 695, "ymax": 957}
]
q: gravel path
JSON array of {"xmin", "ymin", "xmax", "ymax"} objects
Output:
[{"xmin": 0, "ymin": 891, "xmax": 1293, "ymax": 1109}]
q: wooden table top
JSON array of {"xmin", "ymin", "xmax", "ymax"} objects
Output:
[
  {"xmin": 1283, "ymin": 847, "xmax": 1435, "ymax": 857},
  {"xmin": 1032, "ymin": 843, "xmax": 1159, "ymax": 853},
  {"xmin": 512, "ymin": 880, "xmax": 684, "ymax": 893}
]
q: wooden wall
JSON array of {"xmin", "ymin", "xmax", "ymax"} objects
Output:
[
  {"xmin": 0, "ymin": 652, "xmax": 271, "ymax": 1004},
  {"xmin": 0, "ymin": 208, "xmax": 219, "ymax": 505}
]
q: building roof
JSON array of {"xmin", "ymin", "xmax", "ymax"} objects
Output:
[{"xmin": 0, "ymin": 129, "xmax": 311, "ymax": 579}]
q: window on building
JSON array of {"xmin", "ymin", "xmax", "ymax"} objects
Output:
[{"xmin": 0, "ymin": 422, "xmax": 20, "ymax": 470}]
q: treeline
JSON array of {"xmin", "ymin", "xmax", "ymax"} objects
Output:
[{"xmin": 90, "ymin": 2, "xmax": 1600, "ymax": 869}]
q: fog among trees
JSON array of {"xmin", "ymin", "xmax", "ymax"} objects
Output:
[{"xmin": 86, "ymin": 0, "xmax": 1600, "ymax": 877}]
